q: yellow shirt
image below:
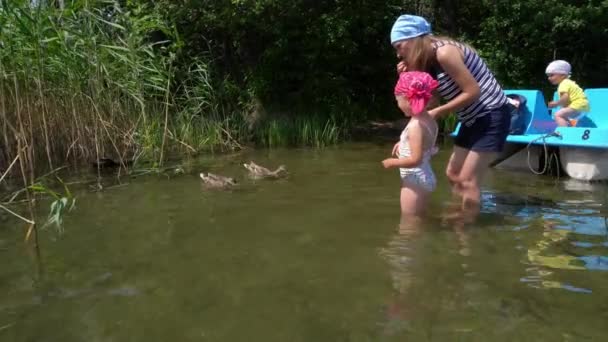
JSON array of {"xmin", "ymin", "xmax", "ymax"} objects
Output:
[{"xmin": 558, "ymin": 78, "xmax": 590, "ymax": 112}]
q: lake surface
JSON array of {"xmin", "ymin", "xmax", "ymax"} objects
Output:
[{"xmin": 1, "ymin": 142, "xmax": 608, "ymax": 341}]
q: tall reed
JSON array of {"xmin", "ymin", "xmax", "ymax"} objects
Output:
[
  {"xmin": 0, "ymin": 1, "xmax": 352, "ymax": 182},
  {"xmin": 0, "ymin": 1, "xmax": 250, "ymax": 173}
]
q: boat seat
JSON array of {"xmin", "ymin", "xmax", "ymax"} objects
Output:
[
  {"xmin": 581, "ymin": 88, "xmax": 608, "ymax": 129},
  {"xmin": 549, "ymin": 88, "xmax": 608, "ymax": 128},
  {"xmin": 504, "ymin": 89, "xmax": 556, "ymax": 134},
  {"xmin": 450, "ymin": 90, "xmax": 557, "ymax": 137}
]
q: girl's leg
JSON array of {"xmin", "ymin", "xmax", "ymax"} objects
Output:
[
  {"xmin": 400, "ymin": 183, "xmax": 429, "ymax": 216},
  {"xmin": 554, "ymin": 107, "xmax": 579, "ymax": 127}
]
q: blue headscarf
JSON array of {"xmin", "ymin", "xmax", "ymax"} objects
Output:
[{"xmin": 390, "ymin": 15, "xmax": 432, "ymax": 45}]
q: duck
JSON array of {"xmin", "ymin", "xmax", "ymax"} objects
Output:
[
  {"xmin": 243, "ymin": 161, "xmax": 288, "ymax": 179},
  {"xmin": 199, "ymin": 172, "xmax": 238, "ymax": 189}
]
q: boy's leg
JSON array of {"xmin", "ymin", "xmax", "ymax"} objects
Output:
[{"xmin": 554, "ymin": 107, "xmax": 579, "ymax": 127}]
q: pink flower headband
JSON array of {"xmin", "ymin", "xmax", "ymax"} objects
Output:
[{"xmin": 394, "ymin": 71, "xmax": 438, "ymax": 115}]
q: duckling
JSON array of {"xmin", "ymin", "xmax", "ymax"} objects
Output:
[
  {"xmin": 199, "ymin": 172, "xmax": 238, "ymax": 189},
  {"xmin": 91, "ymin": 158, "xmax": 133, "ymax": 170},
  {"xmin": 243, "ymin": 161, "xmax": 288, "ymax": 179},
  {"xmin": 92, "ymin": 158, "xmax": 118, "ymax": 169}
]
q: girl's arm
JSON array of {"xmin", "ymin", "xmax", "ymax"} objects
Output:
[
  {"xmin": 548, "ymin": 92, "xmax": 570, "ymax": 108},
  {"xmin": 382, "ymin": 122, "xmax": 424, "ymax": 168},
  {"xmin": 428, "ymin": 45, "xmax": 481, "ymax": 119}
]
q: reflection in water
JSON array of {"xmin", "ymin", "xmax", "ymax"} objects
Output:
[
  {"xmin": 441, "ymin": 199, "xmax": 473, "ymax": 256},
  {"xmin": 378, "ymin": 213, "xmax": 471, "ymax": 337},
  {"xmin": 379, "ymin": 181, "xmax": 608, "ymax": 338},
  {"xmin": 527, "ymin": 225, "xmax": 585, "ymax": 271},
  {"xmin": 478, "ymin": 187, "xmax": 608, "ymax": 286},
  {"xmin": 481, "ymin": 191, "xmax": 556, "ymax": 218},
  {"xmin": 522, "ymin": 220, "xmax": 592, "ymax": 294},
  {"xmin": 377, "ymin": 216, "xmax": 421, "ymax": 335},
  {"xmin": 519, "ymin": 190, "xmax": 608, "ymax": 293}
]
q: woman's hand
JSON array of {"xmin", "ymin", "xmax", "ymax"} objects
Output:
[
  {"xmin": 397, "ymin": 61, "xmax": 407, "ymax": 73},
  {"xmin": 392, "ymin": 142, "xmax": 400, "ymax": 156},
  {"xmin": 428, "ymin": 108, "xmax": 440, "ymax": 119}
]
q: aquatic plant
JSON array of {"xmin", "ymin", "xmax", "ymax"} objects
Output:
[{"xmin": 29, "ymin": 177, "xmax": 76, "ymax": 234}]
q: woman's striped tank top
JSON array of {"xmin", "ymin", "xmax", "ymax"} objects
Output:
[{"xmin": 432, "ymin": 40, "xmax": 508, "ymax": 126}]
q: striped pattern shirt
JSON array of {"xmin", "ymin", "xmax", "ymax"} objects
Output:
[{"xmin": 432, "ymin": 40, "xmax": 508, "ymax": 126}]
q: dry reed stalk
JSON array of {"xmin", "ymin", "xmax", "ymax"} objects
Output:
[
  {"xmin": 36, "ymin": 79, "xmax": 53, "ymax": 171},
  {"xmin": 0, "ymin": 81, "xmax": 11, "ymax": 165},
  {"xmin": 85, "ymin": 95, "xmax": 125, "ymax": 169},
  {"xmin": 0, "ymin": 154, "xmax": 20, "ymax": 185}
]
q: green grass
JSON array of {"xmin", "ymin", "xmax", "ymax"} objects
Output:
[
  {"xmin": 438, "ymin": 113, "xmax": 458, "ymax": 135},
  {"xmin": 254, "ymin": 116, "xmax": 344, "ymax": 148}
]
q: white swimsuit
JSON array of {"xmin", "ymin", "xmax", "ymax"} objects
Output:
[{"xmin": 398, "ymin": 121, "xmax": 438, "ymax": 192}]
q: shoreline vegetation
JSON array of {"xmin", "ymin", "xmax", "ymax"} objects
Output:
[
  {"xmin": 1, "ymin": 1, "xmax": 606, "ymax": 241},
  {"xmin": 0, "ymin": 2, "xmax": 369, "ymax": 179}
]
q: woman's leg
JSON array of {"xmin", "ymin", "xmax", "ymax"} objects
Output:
[
  {"xmin": 448, "ymin": 105, "xmax": 509, "ymax": 217},
  {"xmin": 455, "ymin": 149, "xmax": 496, "ymax": 212},
  {"xmin": 445, "ymin": 146, "xmax": 469, "ymax": 196},
  {"xmin": 554, "ymin": 107, "xmax": 579, "ymax": 127}
]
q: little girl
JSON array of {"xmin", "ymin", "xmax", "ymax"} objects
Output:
[
  {"xmin": 382, "ymin": 71, "xmax": 439, "ymax": 215},
  {"xmin": 545, "ymin": 60, "xmax": 590, "ymax": 127}
]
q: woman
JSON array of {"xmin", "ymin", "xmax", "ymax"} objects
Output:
[{"xmin": 390, "ymin": 14, "xmax": 512, "ymax": 211}]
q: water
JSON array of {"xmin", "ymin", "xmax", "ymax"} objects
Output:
[{"xmin": 1, "ymin": 143, "xmax": 608, "ymax": 341}]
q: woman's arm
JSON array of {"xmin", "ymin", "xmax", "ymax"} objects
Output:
[
  {"xmin": 429, "ymin": 45, "xmax": 481, "ymax": 119},
  {"xmin": 382, "ymin": 122, "xmax": 423, "ymax": 169}
]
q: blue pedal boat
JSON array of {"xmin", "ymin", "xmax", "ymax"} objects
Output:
[{"xmin": 451, "ymin": 88, "xmax": 608, "ymax": 181}]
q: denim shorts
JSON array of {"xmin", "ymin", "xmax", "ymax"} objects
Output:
[{"xmin": 454, "ymin": 104, "xmax": 512, "ymax": 153}]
